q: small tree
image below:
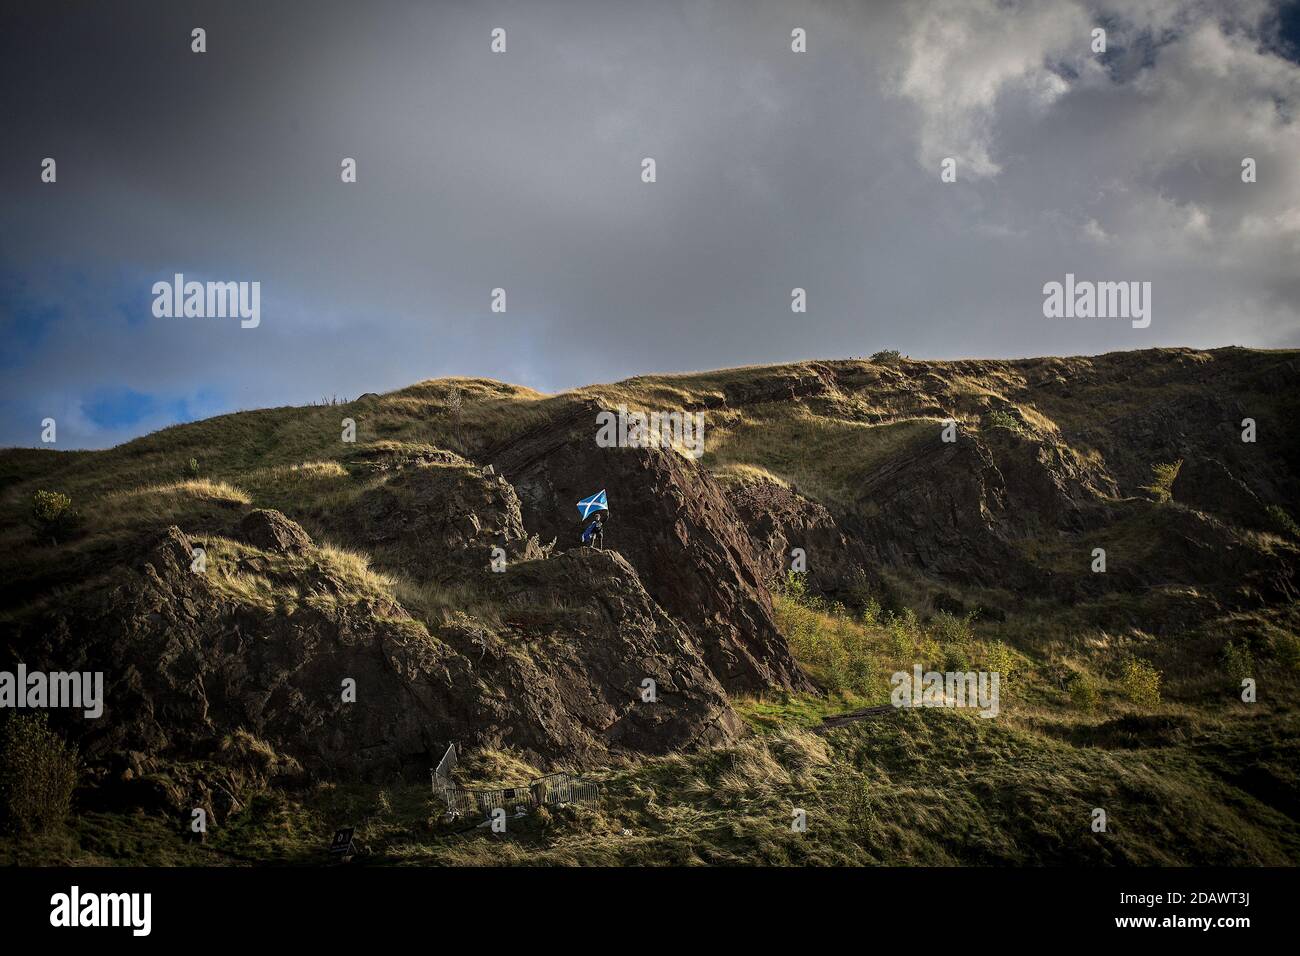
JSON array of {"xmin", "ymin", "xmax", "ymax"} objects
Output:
[
  {"xmin": 446, "ymin": 387, "xmax": 464, "ymax": 446},
  {"xmin": 1274, "ymin": 632, "xmax": 1300, "ymax": 672},
  {"xmin": 1120, "ymin": 659, "xmax": 1162, "ymax": 708},
  {"xmin": 985, "ymin": 641, "xmax": 1017, "ymax": 696},
  {"xmin": 31, "ymin": 490, "xmax": 80, "ymax": 544},
  {"xmin": 0, "ymin": 713, "xmax": 79, "ymax": 834},
  {"xmin": 779, "ymin": 569, "xmax": 808, "ymax": 604},
  {"xmin": 1069, "ymin": 673, "xmax": 1101, "ymax": 712},
  {"xmin": 1141, "ymin": 460, "xmax": 1183, "ymax": 504}
]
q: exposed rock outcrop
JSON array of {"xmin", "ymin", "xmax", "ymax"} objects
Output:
[
  {"xmin": 5, "ymin": 520, "xmax": 743, "ymax": 803},
  {"xmin": 492, "ymin": 404, "xmax": 814, "ymax": 694},
  {"xmin": 333, "ymin": 461, "xmax": 550, "ymax": 582},
  {"xmin": 1172, "ymin": 456, "xmax": 1275, "ymax": 532},
  {"xmin": 239, "ymin": 508, "xmax": 314, "ymax": 553}
]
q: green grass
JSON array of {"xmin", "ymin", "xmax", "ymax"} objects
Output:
[
  {"xmin": 8, "ymin": 700, "xmax": 1297, "ymax": 866},
  {"xmin": 702, "ymin": 409, "xmax": 934, "ymax": 505}
]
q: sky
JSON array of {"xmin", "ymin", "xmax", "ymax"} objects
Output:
[{"xmin": 2, "ymin": 0, "xmax": 1299, "ymax": 449}]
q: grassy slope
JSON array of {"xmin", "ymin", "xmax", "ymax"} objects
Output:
[{"xmin": 3, "ymin": 348, "xmax": 1299, "ymax": 864}]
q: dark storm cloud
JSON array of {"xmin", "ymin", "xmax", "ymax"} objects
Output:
[{"xmin": 2, "ymin": 0, "xmax": 1298, "ymax": 447}]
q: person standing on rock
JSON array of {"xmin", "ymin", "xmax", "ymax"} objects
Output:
[
  {"xmin": 582, "ymin": 510, "xmax": 605, "ymax": 550},
  {"xmin": 576, "ymin": 489, "xmax": 609, "ymax": 551}
]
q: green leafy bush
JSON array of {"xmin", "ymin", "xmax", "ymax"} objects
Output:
[
  {"xmin": 186, "ymin": 457, "xmax": 201, "ymax": 478},
  {"xmin": 942, "ymin": 645, "xmax": 972, "ymax": 673},
  {"xmin": 1221, "ymin": 642, "xmax": 1255, "ymax": 685},
  {"xmin": 1120, "ymin": 659, "xmax": 1162, "ymax": 708},
  {"xmin": 1069, "ymin": 673, "xmax": 1101, "ymax": 712},
  {"xmin": 859, "ymin": 597, "xmax": 883, "ymax": 628},
  {"xmin": 31, "ymin": 490, "xmax": 81, "ymax": 544},
  {"xmin": 1273, "ymin": 632, "xmax": 1300, "ymax": 672},
  {"xmin": 1141, "ymin": 460, "xmax": 1183, "ymax": 504},
  {"xmin": 885, "ymin": 608, "xmax": 922, "ymax": 660},
  {"xmin": 779, "ymin": 569, "xmax": 807, "ymax": 603},
  {"xmin": 931, "ymin": 610, "xmax": 975, "ymax": 645},
  {"xmin": 869, "ymin": 349, "xmax": 903, "ymax": 364},
  {"xmin": 985, "ymin": 641, "xmax": 1018, "ymax": 694},
  {"xmin": 0, "ymin": 713, "xmax": 79, "ymax": 834},
  {"xmin": 1266, "ymin": 505, "xmax": 1300, "ymax": 538},
  {"xmin": 982, "ymin": 409, "xmax": 1022, "ymax": 433}
]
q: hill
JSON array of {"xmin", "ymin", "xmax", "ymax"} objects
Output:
[{"xmin": 2, "ymin": 346, "xmax": 1299, "ymax": 865}]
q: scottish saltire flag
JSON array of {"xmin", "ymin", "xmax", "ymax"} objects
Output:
[{"xmin": 577, "ymin": 489, "xmax": 608, "ymax": 520}]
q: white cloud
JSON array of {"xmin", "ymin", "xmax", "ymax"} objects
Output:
[{"xmin": 892, "ymin": 0, "xmax": 1096, "ymax": 177}]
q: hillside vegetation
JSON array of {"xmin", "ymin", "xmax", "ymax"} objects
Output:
[{"xmin": 2, "ymin": 347, "xmax": 1298, "ymax": 865}]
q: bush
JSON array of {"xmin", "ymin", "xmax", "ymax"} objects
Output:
[
  {"xmin": 0, "ymin": 713, "xmax": 79, "ymax": 834},
  {"xmin": 982, "ymin": 409, "xmax": 1022, "ymax": 433},
  {"xmin": 1069, "ymin": 673, "xmax": 1101, "ymax": 712},
  {"xmin": 31, "ymin": 490, "xmax": 81, "ymax": 544},
  {"xmin": 186, "ymin": 457, "xmax": 201, "ymax": 478},
  {"xmin": 1266, "ymin": 505, "xmax": 1300, "ymax": 538},
  {"xmin": 778, "ymin": 569, "xmax": 808, "ymax": 604},
  {"xmin": 1274, "ymin": 632, "xmax": 1300, "ymax": 672},
  {"xmin": 985, "ymin": 641, "xmax": 1018, "ymax": 694},
  {"xmin": 941, "ymin": 645, "xmax": 971, "ymax": 673},
  {"xmin": 885, "ymin": 608, "xmax": 922, "ymax": 660},
  {"xmin": 859, "ymin": 597, "xmax": 883, "ymax": 628},
  {"xmin": 931, "ymin": 610, "xmax": 975, "ymax": 645},
  {"xmin": 869, "ymin": 349, "xmax": 903, "ymax": 364},
  {"xmin": 1120, "ymin": 659, "xmax": 1162, "ymax": 708},
  {"xmin": 1141, "ymin": 460, "xmax": 1183, "ymax": 504},
  {"xmin": 1221, "ymin": 642, "xmax": 1255, "ymax": 685}
]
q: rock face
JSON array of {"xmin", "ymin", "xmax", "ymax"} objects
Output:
[
  {"xmin": 480, "ymin": 549, "xmax": 741, "ymax": 757},
  {"xmin": 16, "ymin": 527, "xmax": 456, "ymax": 781},
  {"xmin": 239, "ymin": 508, "xmax": 314, "ymax": 553},
  {"xmin": 723, "ymin": 477, "xmax": 873, "ymax": 603},
  {"xmin": 492, "ymin": 404, "xmax": 814, "ymax": 694},
  {"xmin": 1172, "ymin": 457, "xmax": 1275, "ymax": 532},
  {"xmin": 7, "ymin": 518, "xmax": 742, "ymax": 798},
  {"xmin": 332, "ymin": 462, "xmax": 550, "ymax": 582}
]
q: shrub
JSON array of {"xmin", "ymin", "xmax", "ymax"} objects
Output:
[
  {"xmin": 985, "ymin": 641, "xmax": 1018, "ymax": 693},
  {"xmin": 0, "ymin": 713, "xmax": 79, "ymax": 834},
  {"xmin": 186, "ymin": 457, "xmax": 201, "ymax": 478},
  {"xmin": 1266, "ymin": 505, "xmax": 1300, "ymax": 538},
  {"xmin": 1120, "ymin": 659, "xmax": 1162, "ymax": 708},
  {"xmin": 31, "ymin": 490, "xmax": 81, "ymax": 544},
  {"xmin": 1221, "ymin": 642, "xmax": 1255, "ymax": 685},
  {"xmin": 1069, "ymin": 673, "xmax": 1101, "ymax": 712},
  {"xmin": 859, "ymin": 597, "xmax": 883, "ymax": 628},
  {"xmin": 1141, "ymin": 460, "xmax": 1183, "ymax": 504},
  {"xmin": 930, "ymin": 610, "xmax": 975, "ymax": 645},
  {"xmin": 982, "ymin": 409, "xmax": 1022, "ymax": 433},
  {"xmin": 1273, "ymin": 632, "xmax": 1300, "ymax": 672},
  {"xmin": 869, "ymin": 349, "xmax": 903, "ymax": 364},
  {"xmin": 885, "ymin": 608, "xmax": 922, "ymax": 660},
  {"xmin": 779, "ymin": 569, "xmax": 808, "ymax": 604}
]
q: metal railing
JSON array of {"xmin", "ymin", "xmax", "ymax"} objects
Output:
[{"xmin": 431, "ymin": 746, "xmax": 601, "ymax": 816}]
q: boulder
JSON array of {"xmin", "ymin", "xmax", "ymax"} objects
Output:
[{"xmin": 239, "ymin": 508, "xmax": 313, "ymax": 553}]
